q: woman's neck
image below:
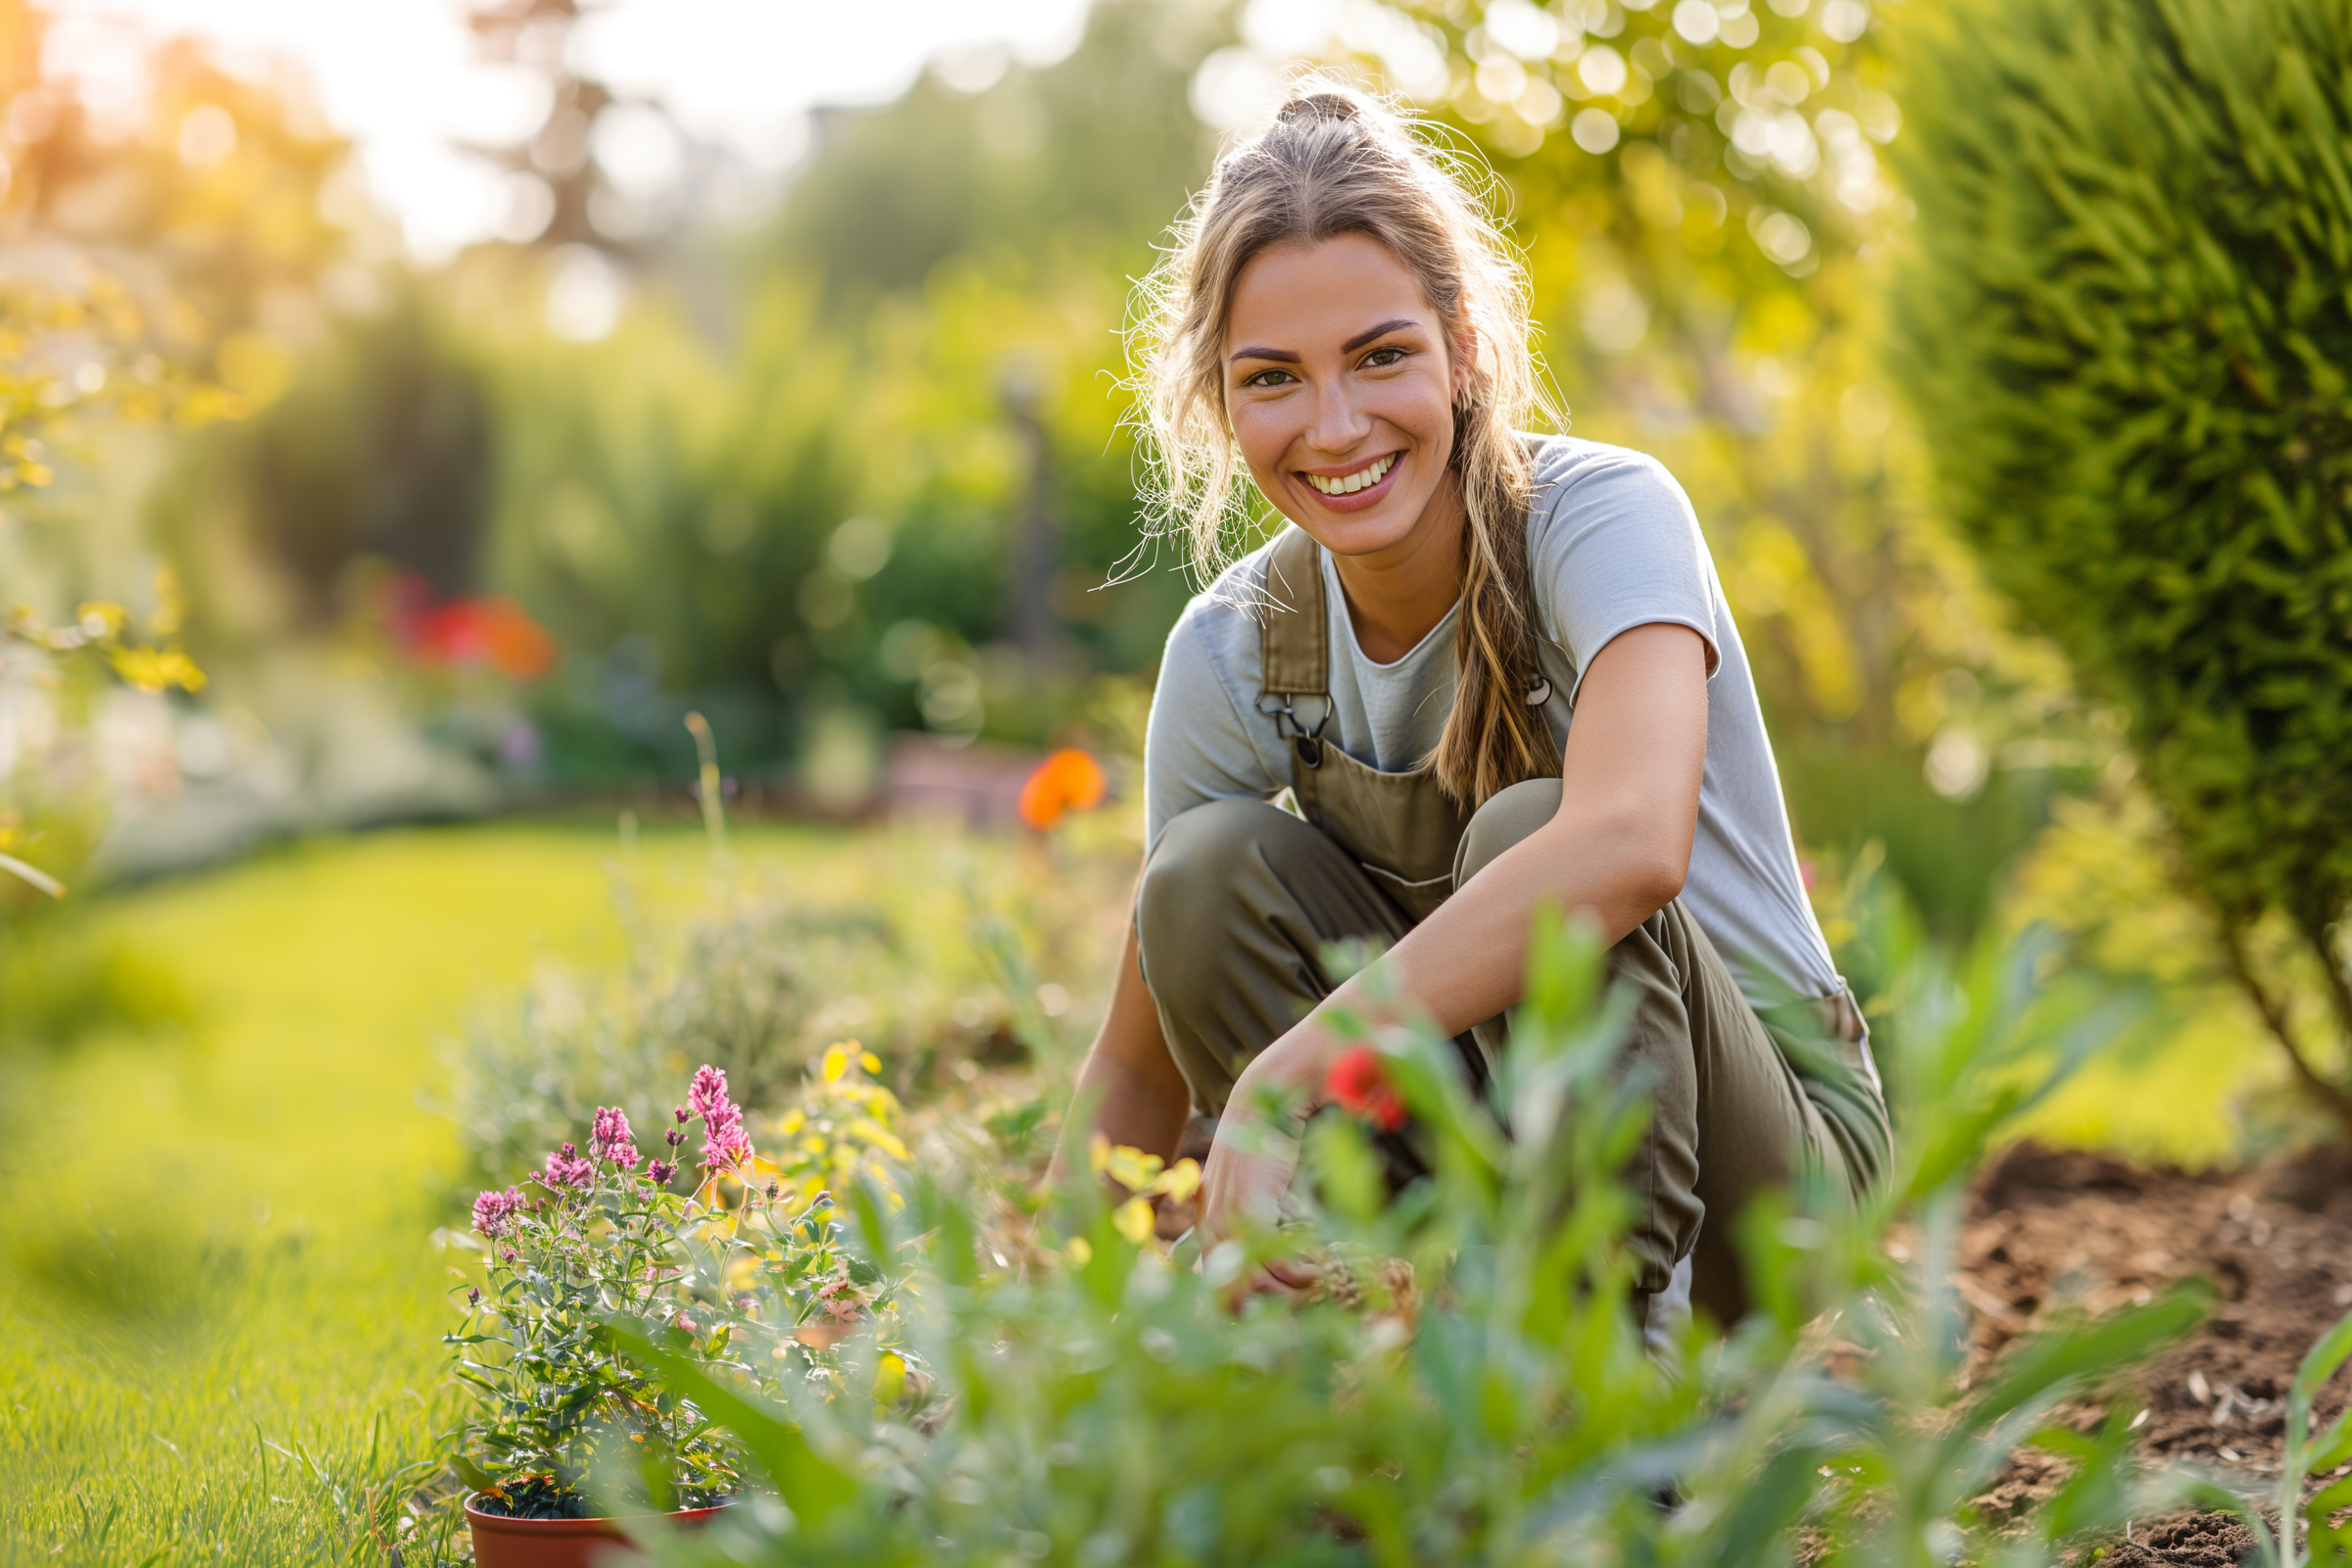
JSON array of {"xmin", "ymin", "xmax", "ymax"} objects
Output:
[{"xmin": 1324, "ymin": 472, "xmax": 1468, "ymax": 664}]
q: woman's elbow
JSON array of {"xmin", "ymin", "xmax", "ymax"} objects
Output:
[{"xmin": 1639, "ymin": 850, "xmax": 1689, "ymax": 912}]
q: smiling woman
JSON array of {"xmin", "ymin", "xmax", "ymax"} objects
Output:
[{"xmin": 1062, "ymin": 81, "xmax": 1890, "ymax": 1333}]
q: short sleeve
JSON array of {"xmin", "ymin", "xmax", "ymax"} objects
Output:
[
  {"xmin": 1528, "ymin": 443, "xmax": 1722, "ymax": 701},
  {"xmin": 1142, "ymin": 608, "xmax": 1281, "ymax": 848}
]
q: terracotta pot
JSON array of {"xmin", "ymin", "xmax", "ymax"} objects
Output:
[{"xmin": 463, "ymin": 1495, "xmax": 725, "ymax": 1568}]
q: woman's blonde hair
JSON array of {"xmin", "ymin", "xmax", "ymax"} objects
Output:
[{"xmin": 1128, "ymin": 77, "xmax": 1564, "ymax": 808}]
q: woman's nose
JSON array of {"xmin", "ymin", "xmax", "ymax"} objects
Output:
[{"xmin": 1304, "ymin": 380, "xmax": 1371, "ymax": 454}]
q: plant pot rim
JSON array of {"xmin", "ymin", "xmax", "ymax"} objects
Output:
[{"xmin": 463, "ymin": 1494, "xmax": 729, "ymax": 1534}]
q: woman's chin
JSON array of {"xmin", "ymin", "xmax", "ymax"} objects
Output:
[{"xmin": 1283, "ymin": 485, "xmax": 1434, "ymax": 556}]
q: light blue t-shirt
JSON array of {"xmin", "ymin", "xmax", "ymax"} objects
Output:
[{"xmin": 1142, "ymin": 434, "xmax": 1841, "ymax": 1011}]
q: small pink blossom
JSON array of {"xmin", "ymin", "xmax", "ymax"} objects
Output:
[
  {"xmin": 647, "ymin": 1158, "xmax": 677, "ymax": 1186},
  {"xmin": 689, "ymin": 1063, "xmax": 754, "ymax": 1171},
  {"xmin": 817, "ymin": 1271, "xmax": 871, "ymax": 1325},
  {"xmin": 591, "ymin": 1106, "xmax": 640, "ymax": 1169},
  {"xmin": 674, "ymin": 1312, "xmax": 697, "ymax": 1335},
  {"xmin": 472, "ymin": 1187, "xmax": 525, "ymax": 1239},
  {"xmin": 541, "ymin": 1142, "xmax": 594, "ymax": 1190},
  {"xmin": 687, "ymin": 1066, "xmax": 728, "ymax": 1120}
]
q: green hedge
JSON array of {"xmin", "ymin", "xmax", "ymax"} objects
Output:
[{"xmin": 1892, "ymin": 0, "xmax": 2352, "ymax": 1115}]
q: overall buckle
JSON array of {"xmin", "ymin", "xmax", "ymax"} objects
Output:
[{"xmin": 1263, "ymin": 694, "xmax": 1330, "ymax": 769}]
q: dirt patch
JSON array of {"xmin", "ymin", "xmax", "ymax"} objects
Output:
[{"xmin": 1956, "ymin": 1141, "xmax": 2352, "ymax": 1560}]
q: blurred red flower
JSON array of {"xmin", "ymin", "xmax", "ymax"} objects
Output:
[
  {"xmin": 1018, "ymin": 748, "xmax": 1106, "ymax": 831},
  {"xmin": 383, "ymin": 575, "xmax": 558, "ymax": 680},
  {"xmin": 1326, "ymin": 1046, "xmax": 1406, "ymax": 1132}
]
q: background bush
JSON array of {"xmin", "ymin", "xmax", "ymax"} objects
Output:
[{"xmin": 1892, "ymin": 0, "xmax": 2352, "ymax": 1125}]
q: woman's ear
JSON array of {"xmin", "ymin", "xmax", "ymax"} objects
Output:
[{"xmin": 1450, "ymin": 320, "xmax": 1480, "ymax": 403}]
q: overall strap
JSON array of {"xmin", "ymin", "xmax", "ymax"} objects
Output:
[
  {"xmin": 1260, "ymin": 525, "xmax": 1327, "ymax": 700},
  {"xmin": 1257, "ymin": 526, "xmax": 1333, "ymax": 806}
]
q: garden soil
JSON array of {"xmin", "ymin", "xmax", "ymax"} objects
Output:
[{"xmin": 1957, "ymin": 1141, "xmax": 2352, "ymax": 1564}]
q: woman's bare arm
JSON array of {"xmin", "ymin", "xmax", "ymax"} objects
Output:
[{"xmin": 1048, "ymin": 912, "xmax": 1191, "ymax": 1183}]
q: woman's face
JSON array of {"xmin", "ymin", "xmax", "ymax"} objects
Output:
[{"xmin": 1224, "ymin": 231, "xmax": 1470, "ymax": 563}]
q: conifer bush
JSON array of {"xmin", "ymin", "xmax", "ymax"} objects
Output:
[{"xmin": 1890, "ymin": 0, "xmax": 2352, "ymax": 1123}]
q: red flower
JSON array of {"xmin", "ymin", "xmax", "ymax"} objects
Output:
[
  {"xmin": 382, "ymin": 575, "xmax": 558, "ymax": 680},
  {"xmin": 1326, "ymin": 1047, "xmax": 1406, "ymax": 1133}
]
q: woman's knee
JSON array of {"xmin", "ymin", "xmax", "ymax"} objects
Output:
[
  {"xmin": 1137, "ymin": 800, "xmax": 1309, "ymax": 976},
  {"xmin": 1454, "ymin": 777, "xmax": 1563, "ymax": 886}
]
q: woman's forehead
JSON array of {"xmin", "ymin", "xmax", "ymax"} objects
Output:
[{"xmin": 1226, "ymin": 234, "xmax": 1435, "ymax": 346}]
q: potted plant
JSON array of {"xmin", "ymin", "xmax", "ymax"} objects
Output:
[{"xmin": 446, "ymin": 1060, "xmax": 905, "ymax": 1567}]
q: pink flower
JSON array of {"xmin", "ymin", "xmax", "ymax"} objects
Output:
[
  {"xmin": 541, "ymin": 1142, "xmax": 594, "ymax": 1190},
  {"xmin": 687, "ymin": 1065, "xmax": 729, "ymax": 1120},
  {"xmin": 591, "ymin": 1106, "xmax": 640, "ymax": 1169},
  {"xmin": 647, "ymin": 1158, "xmax": 677, "ymax": 1186},
  {"xmin": 689, "ymin": 1063, "xmax": 754, "ymax": 1172},
  {"xmin": 817, "ymin": 1271, "xmax": 870, "ymax": 1325},
  {"xmin": 472, "ymin": 1187, "xmax": 526, "ymax": 1239},
  {"xmin": 674, "ymin": 1312, "xmax": 697, "ymax": 1335}
]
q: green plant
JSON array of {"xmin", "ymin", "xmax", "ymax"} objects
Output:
[
  {"xmin": 1890, "ymin": 0, "xmax": 2352, "ymax": 1127},
  {"xmin": 443, "ymin": 883, "xmax": 888, "ymax": 1187},
  {"xmin": 444, "ymin": 1062, "xmax": 906, "ymax": 1518},
  {"xmin": 610, "ymin": 898, "xmax": 2212, "ymax": 1567}
]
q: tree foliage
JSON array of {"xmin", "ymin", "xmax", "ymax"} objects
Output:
[{"xmin": 1890, "ymin": 0, "xmax": 2352, "ymax": 1120}]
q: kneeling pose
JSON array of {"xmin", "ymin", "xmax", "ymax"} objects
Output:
[{"xmin": 1057, "ymin": 83, "xmax": 1887, "ymax": 1327}]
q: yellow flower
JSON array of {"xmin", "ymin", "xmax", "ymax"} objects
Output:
[
  {"xmin": 1152, "ymin": 1158, "xmax": 1202, "ymax": 1204},
  {"xmin": 1111, "ymin": 1198, "xmax": 1156, "ymax": 1247},
  {"xmin": 873, "ymin": 1352, "xmax": 907, "ymax": 1406}
]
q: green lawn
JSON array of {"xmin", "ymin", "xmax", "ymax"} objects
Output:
[
  {"xmin": 0, "ymin": 827, "xmax": 642, "ymax": 1563},
  {"xmin": 0, "ymin": 820, "xmax": 978, "ymax": 1563}
]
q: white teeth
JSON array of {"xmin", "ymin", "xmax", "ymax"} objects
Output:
[{"xmin": 1308, "ymin": 454, "xmax": 1394, "ymax": 496}]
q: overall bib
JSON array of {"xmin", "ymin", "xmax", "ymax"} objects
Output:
[{"xmin": 1135, "ymin": 525, "xmax": 1886, "ymax": 1324}]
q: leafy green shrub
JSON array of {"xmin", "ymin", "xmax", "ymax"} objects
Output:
[
  {"xmin": 444, "ymin": 882, "xmax": 887, "ymax": 1187},
  {"xmin": 593, "ymin": 906, "xmax": 2248, "ymax": 1567},
  {"xmin": 1889, "ymin": 0, "xmax": 2352, "ymax": 1125}
]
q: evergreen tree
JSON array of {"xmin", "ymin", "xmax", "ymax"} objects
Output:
[{"xmin": 1892, "ymin": 0, "xmax": 2352, "ymax": 1124}]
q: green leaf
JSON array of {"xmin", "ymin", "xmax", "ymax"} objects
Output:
[
  {"xmin": 449, "ymin": 1452, "xmax": 502, "ymax": 1495},
  {"xmin": 2290, "ymin": 1305, "xmax": 2352, "ymax": 1457},
  {"xmin": 607, "ymin": 1317, "xmax": 857, "ymax": 1528},
  {"xmin": 1975, "ymin": 1285, "xmax": 2209, "ymax": 1425}
]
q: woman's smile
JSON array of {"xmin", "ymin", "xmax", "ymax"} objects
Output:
[{"xmin": 1298, "ymin": 450, "xmax": 1401, "ymax": 510}]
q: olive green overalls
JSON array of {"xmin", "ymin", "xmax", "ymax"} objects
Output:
[{"xmin": 1135, "ymin": 524, "xmax": 1890, "ymax": 1326}]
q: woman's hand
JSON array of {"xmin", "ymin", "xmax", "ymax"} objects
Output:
[{"xmin": 1195, "ymin": 1016, "xmax": 1346, "ymax": 1293}]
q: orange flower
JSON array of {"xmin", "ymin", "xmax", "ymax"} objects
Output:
[{"xmin": 1018, "ymin": 748, "xmax": 1106, "ymax": 831}]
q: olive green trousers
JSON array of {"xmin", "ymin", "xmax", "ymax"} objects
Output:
[{"xmin": 1136, "ymin": 782, "xmax": 1880, "ymax": 1327}]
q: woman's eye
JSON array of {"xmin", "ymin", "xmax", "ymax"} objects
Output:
[
  {"xmin": 1243, "ymin": 368, "xmax": 1295, "ymax": 387},
  {"xmin": 1360, "ymin": 346, "xmax": 1406, "ymax": 368}
]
